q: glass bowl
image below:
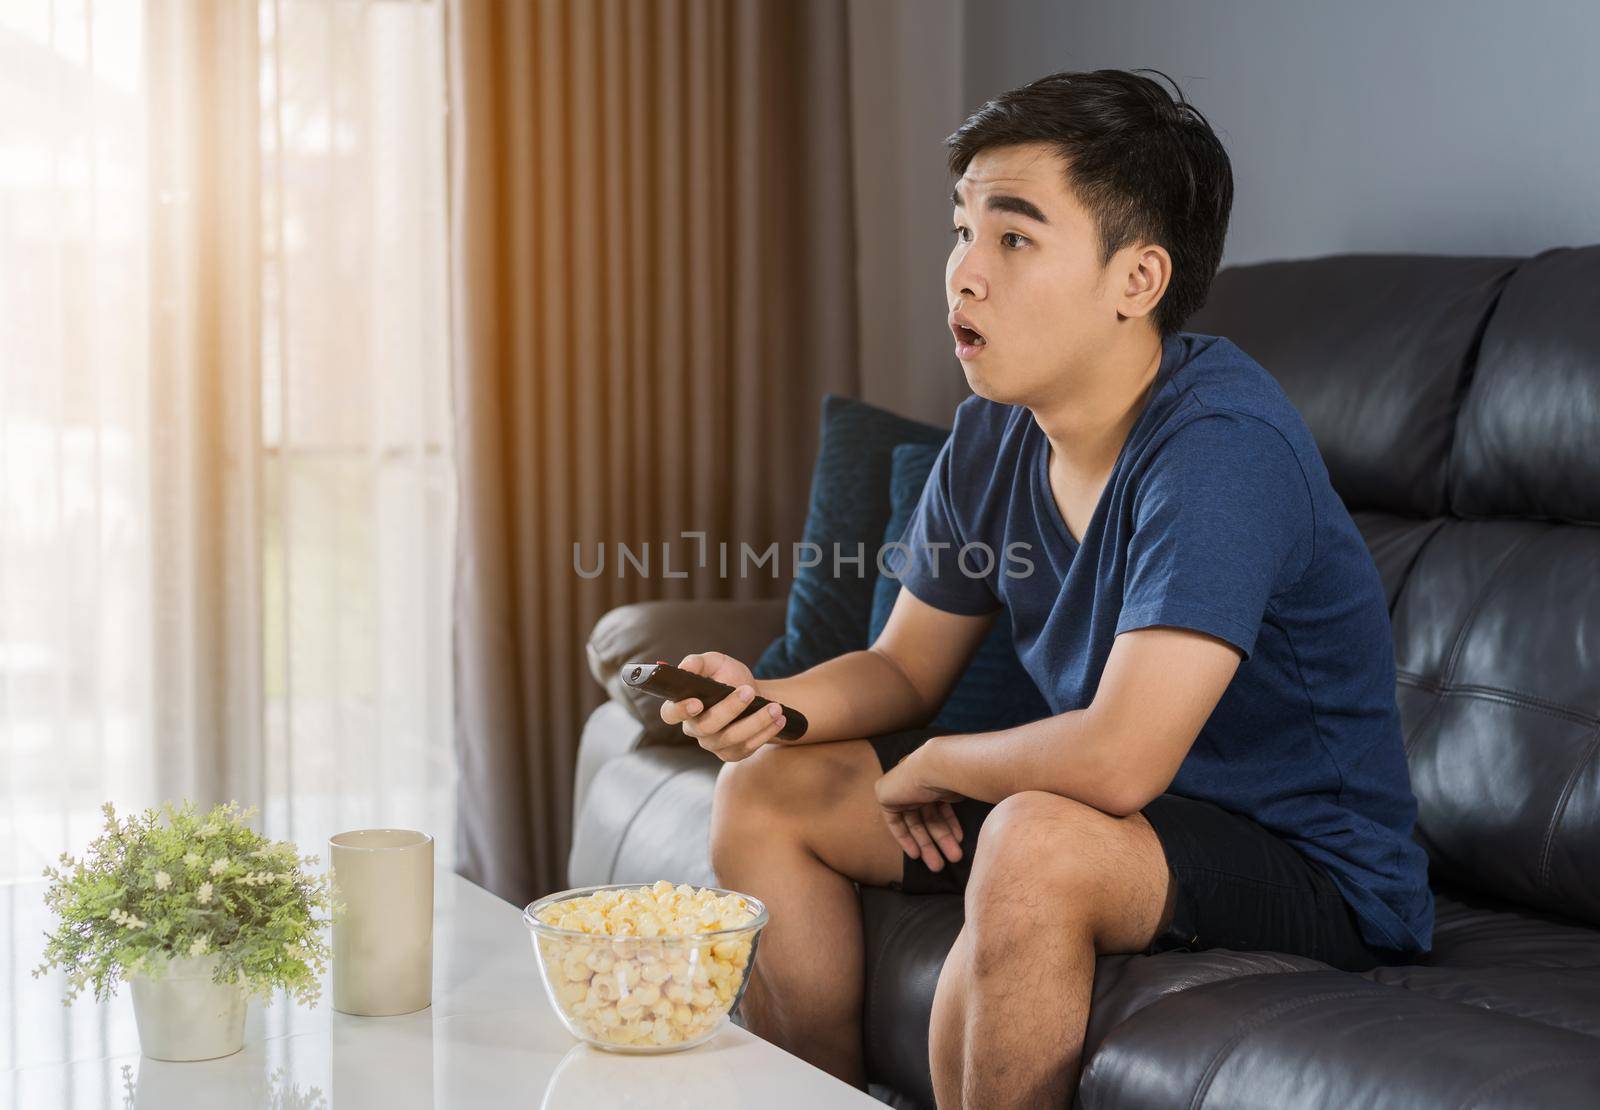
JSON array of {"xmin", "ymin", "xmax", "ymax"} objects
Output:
[{"xmin": 523, "ymin": 882, "xmax": 768, "ymax": 1054}]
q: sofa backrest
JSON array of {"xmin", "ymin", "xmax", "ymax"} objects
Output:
[{"xmin": 1189, "ymin": 246, "xmax": 1600, "ymax": 928}]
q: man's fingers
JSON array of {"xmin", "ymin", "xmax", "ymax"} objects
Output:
[
  {"xmin": 941, "ymin": 801, "xmax": 962, "ymax": 840},
  {"xmin": 903, "ymin": 811, "xmax": 943, "ymax": 872},
  {"xmin": 681, "ymin": 651, "xmax": 744, "ymax": 686},
  {"xmin": 737, "ymin": 710, "xmax": 788, "ymax": 757},
  {"xmin": 717, "ymin": 700, "xmax": 779, "ymax": 747},
  {"xmin": 884, "ymin": 811, "xmax": 920, "ymax": 860},
  {"xmin": 694, "ymin": 702, "xmax": 786, "ymax": 761},
  {"xmin": 710, "ymin": 707, "xmax": 786, "ymax": 761},
  {"xmin": 690, "ymin": 685, "xmax": 761, "ymax": 736},
  {"xmin": 921, "ymin": 803, "xmax": 962, "ymax": 864},
  {"xmin": 660, "ymin": 697, "xmax": 704, "ymax": 727},
  {"xmin": 879, "ymin": 800, "xmax": 966, "ymax": 868}
]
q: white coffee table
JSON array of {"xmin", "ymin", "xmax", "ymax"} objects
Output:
[{"xmin": 2, "ymin": 866, "xmax": 882, "ymax": 1108}]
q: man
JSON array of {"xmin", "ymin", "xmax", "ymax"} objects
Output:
[{"xmin": 666, "ymin": 68, "xmax": 1433, "ymax": 1108}]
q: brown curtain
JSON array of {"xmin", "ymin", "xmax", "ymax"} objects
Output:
[{"xmin": 447, "ymin": 0, "xmax": 861, "ymax": 905}]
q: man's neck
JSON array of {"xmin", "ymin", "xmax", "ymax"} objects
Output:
[{"xmin": 1028, "ymin": 332, "xmax": 1166, "ymax": 482}]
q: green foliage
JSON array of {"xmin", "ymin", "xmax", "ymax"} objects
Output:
[{"xmin": 31, "ymin": 800, "xmax": 343, "ymax": 1009}]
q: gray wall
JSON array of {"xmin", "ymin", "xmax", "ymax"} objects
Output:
[
  {"xmin": 962, "ymin": 0, "xmax": 1600, "ymax": 269},
  {"xmin": 850, "ymin": 0, "xmax": 971, "ymax": 425}
]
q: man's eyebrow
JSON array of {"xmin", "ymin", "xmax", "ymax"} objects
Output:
[{"xmin": 951, "ymin": 184, "xmax": 1051, "ymax": 226}]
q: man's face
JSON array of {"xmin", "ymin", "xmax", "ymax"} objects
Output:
[{"xmin": 946, "ymin": 142, "xmax": 1144, "ymax": 404}]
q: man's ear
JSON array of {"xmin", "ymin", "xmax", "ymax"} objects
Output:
[{"xmin": 1114, "ymin": 243, "xmax": 1172, "ymax": 324}]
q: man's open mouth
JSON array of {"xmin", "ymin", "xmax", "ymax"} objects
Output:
[{"xmin": 954, "ymin": 324, "xmax": 987, "ymax": 346}]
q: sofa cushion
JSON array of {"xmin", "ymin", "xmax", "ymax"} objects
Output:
[
  {"xmin": 1357, "ymin": 885, "xmax": 1600, "ymax": 1040},
  {"xmin": 573, "ymin": 700, "xmax": 646, "ymax": 821},
  {"xmin": 1185, "ymin": 253, "xmax": 1519, "ymax": 516},
  {"xmin": 1349, "ymin": 511, "xmax": 1445, "ymax": 612},
  {"xmin": 1391, "ymin": 519, "xmax": 1600, "ymax": 924},
  {"xmin": 1421, "ymin": 884, "xmax": 1600, "ymax": 971},
  {"xmin": 1450, "ymin": 244, "xmax": 1600, "ymax": 525},
  {"xmin": 858, "ymin": 888, "xmax": 962, "ymax": 1109},
  {"xmin": 566, "ymin": 744, "xmax": 719, "ymax": 889},
  {"xmin": 754, "ymin": 394, "xmax": 949, "ymax": 680},
  {"xmin": 858, "ymin": 887, "xmax": 1337, "ymax": 1110},
  {"xmin": 1363, "ymin": 965, "xmax": 1600, "ymax": 1041},
  {"xmin": 859, "ymin": 886, "xmax": 1600, "ymax": 1109},
  {"xmin": 870, "ymin": 443, "xmax": 1052, "ymax": 732},
  {"xmin": 1077, "ymin": 970, "xmax": 1600, "ymax": 1110}
]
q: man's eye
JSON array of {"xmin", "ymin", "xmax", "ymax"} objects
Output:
[{"xmin": 950, "ymin": 226, "xmax": 1027, "ymax": 249}]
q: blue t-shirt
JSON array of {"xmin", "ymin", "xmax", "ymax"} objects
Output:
[{"xmin": 888, "ymin": 330, "xmax": 1433, "ymax": 954}]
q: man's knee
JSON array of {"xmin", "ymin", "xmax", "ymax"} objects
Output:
[
  {"xmin": 711, "ymin": 748, "xmax": 777, "ymax": 869},
  {"xmin": 716, "ymin": 740, "xmax": 866, "ymax": 808},
  {"xmin": 963, "ymin": 791, "xmax": 1169, "ymax": 960},
  {"xmin": 967, "ymin": 791, "xmax": 1107, "ymax": 895},
  {"xmin": 714, "ymin": 742, "xmax": 806, "ymax": 819},
  {"xmin": 710, "ymin": 743, "xmax": 850, "ymax": 870}
]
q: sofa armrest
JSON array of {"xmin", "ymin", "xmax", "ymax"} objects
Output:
[
  {"xmin": 586, "ymin": 597, "xmax": 789, "ymax": 746},
  {"xmin": 573, "ymin": 700, "xmax": 648, "ymax": 819}
]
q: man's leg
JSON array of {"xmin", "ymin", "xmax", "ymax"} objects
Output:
[
  {"xmin": 926, "ymin": 790, "xmax": 1176, "ymax": 1109},
  {"xmin": 709, "ymin": 739, "xmax": 914, "ymax": 1089},
  {"xmin": 928, "ymin": 922, "xmax": 977, "ymax": 1101}
]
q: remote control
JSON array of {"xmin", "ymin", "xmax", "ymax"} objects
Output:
[{"xmin": 621, "ymin": 661, "xmax": 809, "ymax": 741}]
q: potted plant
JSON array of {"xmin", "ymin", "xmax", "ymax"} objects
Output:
[{"xmin": 31, "ymin": 799, "xmax": 340, "ymax": 1061}]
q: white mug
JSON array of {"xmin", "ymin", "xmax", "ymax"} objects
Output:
[{"xmin": 328, "ymin": 829, "xmax": 434, "ymax": 1016}]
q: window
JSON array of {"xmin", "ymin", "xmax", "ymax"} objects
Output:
[{"xmin": 0, "ymin": 0, "xmax": 456, "ymax": 886}]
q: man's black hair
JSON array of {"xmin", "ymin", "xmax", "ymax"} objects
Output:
[{"xmin": 946, "ymin": 68, "xmax": 1233, "ymax": 338}]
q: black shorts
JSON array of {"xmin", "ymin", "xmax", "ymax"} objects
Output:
[{"xmin": 869, "ymin": 727, "xmax": 1415, "ymax": 974}]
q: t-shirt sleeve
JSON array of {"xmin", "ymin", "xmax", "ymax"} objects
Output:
[
  {"xmin": 884, "ymin": 410, "xmax": 1003, "ymax": 617},
  {"xmin": 1115, "ymin": 412, "xmax": 1314, "ymax": 659}
]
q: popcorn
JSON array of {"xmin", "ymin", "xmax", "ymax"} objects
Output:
[{"xmin": 531, "ymin": 883, "xmax": 760, "ymax": 1050}]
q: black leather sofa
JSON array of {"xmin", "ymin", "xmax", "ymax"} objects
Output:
[{"xmin": 571, "ymin": 246, "xmax": 1600, "ymax": 1107}]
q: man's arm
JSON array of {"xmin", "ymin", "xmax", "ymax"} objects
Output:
[
  {"xmin": 754, "ymin": 585, "xmax": 996, "ymax": 744},
  {"xmin": 886, "ymin": 413, "xmax": 1304, "ymax": 813},
  {"xmin": 908, "ymin": 625, "xmax": 1242, "ymax": 815}
]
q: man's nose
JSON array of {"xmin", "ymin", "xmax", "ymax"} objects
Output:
[{"xmin": 949, "ymin": 252, "xmax": 985, "ymax": 300}]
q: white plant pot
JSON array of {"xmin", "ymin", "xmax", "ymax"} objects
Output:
[{"xmin": 127, "ymin": 952, "xmax": 248, "ymax": 1061}]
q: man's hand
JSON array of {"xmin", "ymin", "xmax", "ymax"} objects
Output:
[
  {"xmin": 659, "ymin": 652, "xmax": 789, "ymax": 762},
  {"xmin": 875, "ymin": 748, "xmax": 967, "ymax": 872}
]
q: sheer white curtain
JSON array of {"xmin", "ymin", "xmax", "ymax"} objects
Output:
[
  {"xmin": 1, "ymin": 0, "xmax": 149, "ymax": 882},
  {"xmin": 256, "ymin": 0, "xmax": 457, "ymax": 870},
  {"xmin": 0, "ymin": 0, "xmax": 455, "ymax": 891}
]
